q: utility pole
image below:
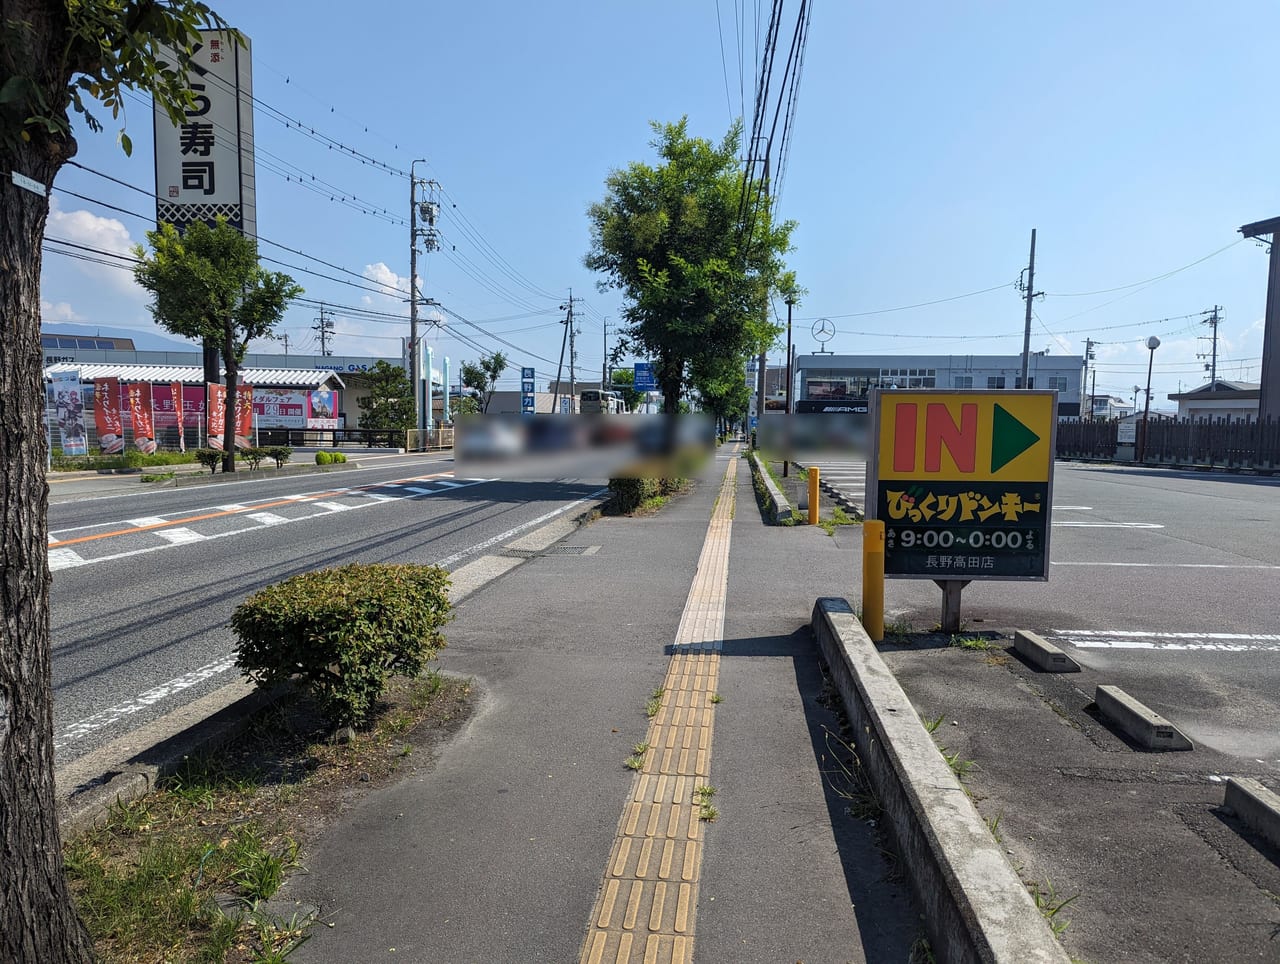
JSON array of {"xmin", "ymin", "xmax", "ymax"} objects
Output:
[
  {"xmin": 554, "ymin": 293, "xmax": 576, "ymax": 414},
  {"xmin": 312, "ymin": 305, "xmax": 334, "ymax": 356},
  {"xmin": 1018, "ymin": 228, "xmax": 1042, "ymax": 389},
  {"xmin": 1081, "ymin": 337, "xmax": 1095, "ymax": 417},
  {"xmin": 409, "ymin": 160, "xmax": 440, "ymax": 444},
  {"xmin": 782, "ymin": 293, "xmax": 796, "ymax": 477},
  {"xmin": 1200, "ymin": 305, "xmax": 1222, "ymax": 388},
  {"xmin": 568, "ymin": 290, "xmax": 579, "ymax": 409},
  {"xmin": 281, "ymin": 333, "xmax": 290, "ymax": 356}
]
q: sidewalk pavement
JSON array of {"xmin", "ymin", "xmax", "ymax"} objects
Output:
[
  {"xmin": 286, "ymin": 448, "xmax": 923, "ymax": 963},
  {"xmin": 279, "ymin": 446, "xmax": 1280, "ymax": 963}
]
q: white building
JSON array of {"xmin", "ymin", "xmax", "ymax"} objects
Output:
[
  {"xmin": 794, "ymin": 352, "xmax": 1084, "ymax": 417},
  {"xmin": 1167, "ymin": 380, "xmax": 1261, "ymax": 422}
]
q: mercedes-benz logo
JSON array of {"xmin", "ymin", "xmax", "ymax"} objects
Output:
[{"xmin": 811, "ymin": 317, "xmax": 836, "ymax": 343}]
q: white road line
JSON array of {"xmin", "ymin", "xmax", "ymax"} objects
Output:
[
  {"xmin": 434, "ymin": 480, "xmax": 464, "ymax": 488},
  {"xmin": 1053, "ymin": 630, "xmax": 1280, "ymax": 652},
  {"xmin": 1052, "ymin": 562, "xmax": 1280, "ymax": 570},
  {"xmin": 1052, "ymin": 522, "xmax": 1163, "ymax": 528},
  {"xmin": 217, "ymin": 504, "xmax": 245, "ymax": 511},
  {"xmin": 315, "ymin": 501, "xmax": 351, "ymax": 512},
  {"xmin": 248, "ymin": 512, "xmax": 289, "ymax": 526},
  {"xmin": 56, "ymin": 654, "xmax": 237, "ymax": 748},
  {"xmin": 402, "ymin": 486, "xmax": 435, "ymax": 495},
  {"xmin": 156, "ymin": 527, "xmax": 205, "ymax": 545},
  {"xmin": 128, "ymin": 516, "xmax": 168, "ymax": 527},
  {"xmin": 432, "ymin": 488, "xmax": 610, "ymax": 569},
  {"xmin": 48, "ymin": 548, "xmax": 87, "ymax": 571},
  {"xmin": 1054, "ymin": 505, "xmax": 1093, "ymax": 510}
]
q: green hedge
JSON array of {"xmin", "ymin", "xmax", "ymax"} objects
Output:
[
  {"xmin": 231, "ymin": 563, "xmax": 453, "ymax": 728},
  {"xmin": 51, "ymin": 449, "xmax": 197, "ymax": 472},
  {"xmin": 315, "ymin": 450, "xmax": 333, "ymax": 465}
]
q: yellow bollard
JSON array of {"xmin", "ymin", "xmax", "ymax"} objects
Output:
[
  {"xmin": 808, "ymin": 466, "xmax": 820, "ymax": 525},
  {"xmin": 862, "ymin": 520, "xmax": 885, "ymax": 642}
]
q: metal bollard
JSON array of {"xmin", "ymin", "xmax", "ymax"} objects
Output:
[
  {"xmin": 862, "ymin": 520, "xmax": 885, "ymax": 642},
  {"xmin": 808, "ymin": 466, "xmax": 820, "ymax": 525}
]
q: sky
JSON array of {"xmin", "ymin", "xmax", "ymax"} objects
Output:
[{"xmin": 38, "ymin": 2, "xmax": 1280, "ymax": 408}]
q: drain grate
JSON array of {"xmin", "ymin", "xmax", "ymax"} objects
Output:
[{"xmin": 500, "ymin": 545, "xmax": 599, "ymax": 559}]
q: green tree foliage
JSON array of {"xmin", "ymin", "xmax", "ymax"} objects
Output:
[
  {"xmin": 357, "ymin": 361, "xmax": 415, "ymax": 432},
  {"xmin": 584, "ymin": 118, "xmax": 797, "ymax": 414},
  {"xmin": 133, "ymin": 220, "xmax": 301, "ymax": 470},
  {"xmin": 608, "ymin": 367, "xmax": 644, "ymax": 413},
  {"xmin": 462, "ymin": 353, "xmax": 508, "ymax": 413},
  {"xmin": 2, "ymin": 5, "xmax": 236, "ymax": 958}
]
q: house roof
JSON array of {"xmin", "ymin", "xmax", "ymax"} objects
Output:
[
  {"xmin": 43, "ymin": 363, "xmax": 345, "ymax": 389},
  {"xmin": 1168, "ymin": 379, "xmax": 1260, "ymax": 400}
]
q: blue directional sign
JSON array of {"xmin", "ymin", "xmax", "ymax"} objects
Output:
[
  {"xmin": 634, "ymin": 362, "xmax": 658, "ymax": 392},
  {"xmin": 521, "ymin": 368, "xmax": 536, "ymax": 415}
]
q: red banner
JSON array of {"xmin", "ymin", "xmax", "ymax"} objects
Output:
[
  {"xmin": 125, "ymin": 382, "xmax": 157, "ymax": 454},
  {"xmin": 206, "ymin": 383, "xmax": 254, "ymax": 449},
  {"xmin": 170, "ymin": 381, "xmax": 185, "ymax": 452},
  {"xmin": 207, "ymin": 382, "xmax": 226, "ymax": 449},
  {"xmin": 93, "ymin": 378, "xmax": 123, "ymax": 454},
  {"xmin": 235, "ymin": 384, "xmax": 253, "ymax": 448}
]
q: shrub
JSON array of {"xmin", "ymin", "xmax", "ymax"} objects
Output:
[
  {"xmin": 238, "ymin": 447, "xmax": 267, "ymax": 470},
  {"xmin": 333, "ymin": 451, "xmax": 347, "ymax": 463},
  {"xmin": 194, "ymin": 448, "xmax": 222, "ymax": 474},
  {"xmin": 266, "ymin": 445, "xmax": 292, "ymax": 468},
  {"xmin": 608, "ymin": 477, "xmax": 659, "ymax": 513},
  {"xmin": 315, "ymin": 450, "xmax": 333, "ymax": 465},
  {"xmin": 231, "ymin": 564, "xmax": 452, "ymax": 728}
]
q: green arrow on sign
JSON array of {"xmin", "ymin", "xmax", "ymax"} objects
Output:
[{"xmin": 991, "ymin": 404, "xmax": 1041, "ymax": 473}]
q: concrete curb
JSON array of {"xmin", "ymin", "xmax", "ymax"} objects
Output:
[
  {"xmin": 748, "ymin": 452, "xmax": 796, "ymax": 524},
  {"xmin": 819, "ymin": 479, "xmax": 864, "ymax": 518},
  {"xmin": 172, "ymin": 459, "xmax": 359, "ymax": 487},
  {"xmin": 1094, "ymin": 685, "xmax": 1193, "ymax": 751},
  {"xmin": 811, "ymin": 597, "xmax": 1070, "ymax": 964},
  {"xmin": 57, "ymin": 680, "xmax": 274, "ymax": 839},
  {"xmin": 1013, "ymin": 630, "xmax": 1080, "ymax": 672},
  {"xmin": 1224, "ymin": 778, "xmax": 1280, "ymax": 850}
]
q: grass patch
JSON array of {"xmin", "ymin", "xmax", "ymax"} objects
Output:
[
  {"xmin": 645, "ymin": 687, "xmax": 665, "ymax": 719},
  {"xmin": 64, "ymin": 671, "xmax": 473, "ymax": 962},
  {"xmin": 949, "ymin": 634, "xmax": 993, "ymax": 651},
  {"xmin": 820, "ymin": 728, "xmax": 882, "ymax": 823},
  {"xmin": 921, "ymin": 713, "xmax": 945, "ymax": 734},
  {"xmin": 1028, "ymin": 877, "xmax": 1079, "ymax": 938},
  {"xmin": 817, "ymin": 504, "xmax": 861, "ymax": 536},
  {"xmin": 140, "ymin": 471, "xmax": 177, "ymax": 483},
  {"xmin": 709, "ymin": 693, "xmax": 723, "ymax": 704}
]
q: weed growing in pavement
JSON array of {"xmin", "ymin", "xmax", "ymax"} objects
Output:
[
  {"xmin": 625, "ymin": 742, "xmax": 651, "ymax": 770},
  {"xmin": 950, "ymin": 634, "xmax": 993, "ymax": 651},
  {"xmin": 908, "ymin": 935, "xmax": 937, "ymax": 964},
  {"xmin": 819, "ymin": 728, "xmax": 882, "ymax": 823},
  {"xmin": 942, "ymin": 748, "xmax": 976, "ymax": 780},
  {"xmin": 882, "ymin": 614, "xmax": 915, "ymax": 642},
  {"xmin": 921, "ymin": 713, "xmax": 944, "ymax": 734},
  {"xmin": 709, "ymin": 693, "xmax": 724, "ymax": 704},
  {"xmin": 694, "ymin": 785, "xmax": 716, "ymax": 801},
  {"xmin": 1028, "ymin": 877, "xmax": 1079, "ymax": 937},
  {"xmin": 818, "ymin": 504, "xmax": 861, "ymax": 536},
  {"xmin": 697, "ymin": 802, "xmax": 719, "ymax": 822},
  {"xmin": 985, "ymin": 812, "xmax": 1004, "ymax": 844},
  {"xmin": 645, "ymin": 687, "xmax": 665, "ymax": 719}
]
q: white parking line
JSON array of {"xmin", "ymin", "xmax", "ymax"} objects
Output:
[{"xmin": 1053, "ymin": 630, "xmax": 1280, "ymax": 652}]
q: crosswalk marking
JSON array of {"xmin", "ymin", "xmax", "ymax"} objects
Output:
[
  {"xmin": 48, "ymin": 547, "xmax": 88, "ymax": 571},
  {"xmin": 248, "ymin": 512, "xmax": 289, "ymax": 526},
  {"xmin": 314, "ymin": 501, "xmax": 351, "ymax": 512},
  {"xmin": 128, "ymin": 516, "xmax": 168, "ymax": 527},
  {"xmin": 1052, "ymin": 629, "xmax": 1280, "ymax": 652},
  {"xmin": 156, "ymin": 527, "xmax": 205, "ymax": 545}
]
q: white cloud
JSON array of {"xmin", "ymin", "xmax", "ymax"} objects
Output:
[
  {"xmin": 45, "ymin": 198, "xmax": 143, "ymax": 299},
  {"xmin": 41, "ymin": 299, "xmax": 84, "ymax": 323}
]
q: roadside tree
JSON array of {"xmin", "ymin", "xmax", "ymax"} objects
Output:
[
  {"xmin": 584, "ymin": 118, "xmax": 796, "ymax": 414},
  {"xmin": 0, "ymin": 4, "xmax": 233, "ymax": 958},
  {"xmin": 462, "ymin": 352, "xmax": 508, "ymax": 413},
  {"xmin": 134, "ymin": 220, "xmax": 302, "ymax": 471},
  {"xmin": 357, "ymin": 361, "xmax": 415, "ymax": 432}
]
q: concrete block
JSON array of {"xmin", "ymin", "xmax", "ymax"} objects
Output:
[
  {"xmin": 1013, "ymin": 630, "xmax": 1080, "ymax": 673},
  {"xmin": 1225, "ymin": 777, "xmax": 1280, "ymax": 850},
  {"xmin": 1094, "ymin": 685, "xmax": 1193, "ymax": 751},
  {"xmin": 811, "ymin": 597, "xmax": 1071, "ymax": 964}
]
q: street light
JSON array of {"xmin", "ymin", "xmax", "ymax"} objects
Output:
[{"xmin": 1139, "ymin": 335, "xmax": 1160, "ymax": 463}]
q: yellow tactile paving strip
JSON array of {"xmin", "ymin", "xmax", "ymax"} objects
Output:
[{"xmin": 580, "ymin": 452, "xmax": 738, "ymax": 964}]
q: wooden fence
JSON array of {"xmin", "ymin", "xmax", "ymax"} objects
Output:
[{"xmin": 1056, "ymin": 417, "xmax": 1280, "ymax": 470}]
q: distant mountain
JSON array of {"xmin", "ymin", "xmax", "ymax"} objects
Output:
[{"xmin": 42, "ymin": 323, "xmax": 199, "ymax": 352}]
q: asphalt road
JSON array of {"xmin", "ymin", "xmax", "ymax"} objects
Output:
[
  {"xmin": 865, "ymin": 461, "xmax": 1280, "ymax": 764},
  {"xmin": 47, "ymin": 454, "xmax": 607, "ymax": 768}
]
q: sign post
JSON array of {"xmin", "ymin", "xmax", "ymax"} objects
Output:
[
  {"xmin": 866, "ymin": 389, "xmax": 1057, "ymax": 632},
  {"xmin": 521, "ymin": 367, "xmax": 535, "ymax": 414}
]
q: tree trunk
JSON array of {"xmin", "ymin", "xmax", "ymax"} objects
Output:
[
  {"xmin": 222, "ymin": 323, "xmax": 237, "ymax": 472},
  {"xmin": 1, "ymin": 4, "xmax": 96, "ymax": 959}
]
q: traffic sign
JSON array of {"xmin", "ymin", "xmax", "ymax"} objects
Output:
[
  {"xmin": 868, "ymin": 390, "xmax": 1056, "ymax": 581},
  {"xmin": 634, "ymin": 362, "xmax": 658, "ymax": 393},
  {"xmin": 521, "ymin": 367, "xmax": 535, "ymax": 380}
]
